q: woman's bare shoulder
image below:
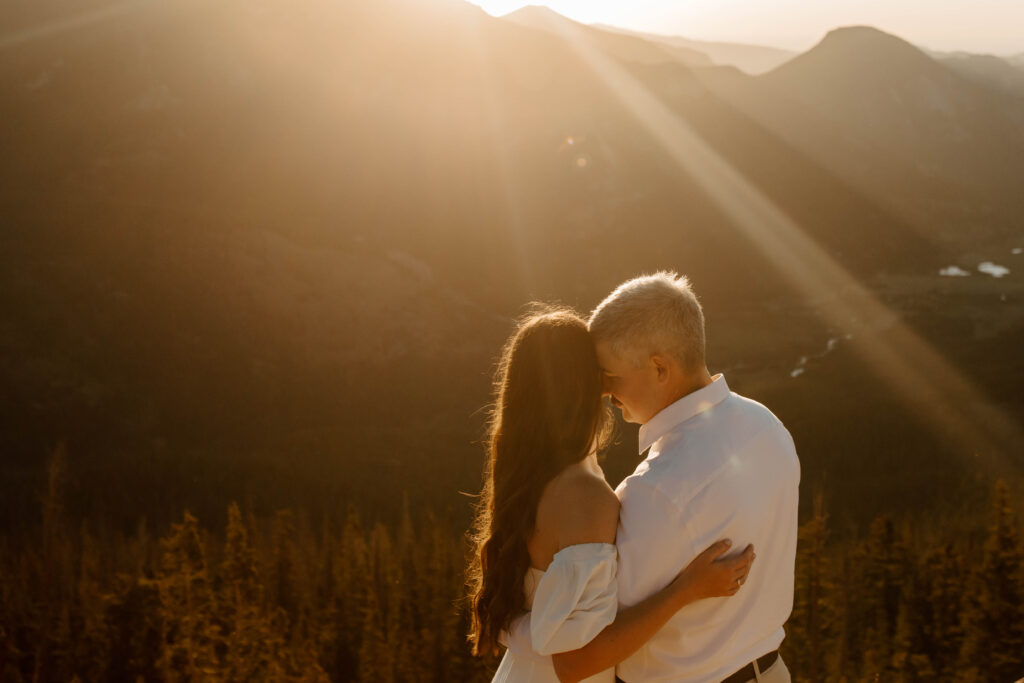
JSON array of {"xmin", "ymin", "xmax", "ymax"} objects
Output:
[{"xmin": 540, "ymin": 463, "xmax": 619, "ymax": 548}]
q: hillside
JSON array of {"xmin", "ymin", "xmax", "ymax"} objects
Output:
[
  {"xmin": 504, "ymin": 5, "xmax": 712, "ymax": 67},
  {"xmin": 763, "ymin": 27, "xmax": 1024, "ymax": 193},
  {"xmin": 678, "ymin": 26, "xmax": 1022, "ymax": 243},
  {"xmin": 937, "ymin": 52, "xmax": 1024, "ymax": 96},
  {"xmin": 591, "ymin": 23, "xmax": 796, "ymax": 74},
  {"xmin": 0, "ymin": 1, "xmax": 1021, "ymax": 530}
]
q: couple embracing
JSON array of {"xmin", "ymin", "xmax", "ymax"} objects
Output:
[{"xmin": 468, "ymin": 272, "xmax": 800, "ymax": 683}]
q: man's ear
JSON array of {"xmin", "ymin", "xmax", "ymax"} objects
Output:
[{"xmin": 651, "ymin": 354, "xmax": 670, "ymax": 382}]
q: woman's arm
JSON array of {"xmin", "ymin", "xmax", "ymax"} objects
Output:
[{"xmin": 551, "ymin": 540, "xmax": 754, "ymax": 683}]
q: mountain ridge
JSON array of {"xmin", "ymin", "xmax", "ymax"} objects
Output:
[
  {"xmin": 591, "ymin": 21, "xmax": 796, "ymax": 74},
  {"xmin": 502, "ymin": 5, "xmax": 712, "ymax": 68},
  {"xmin": 761, "ymin": 23, "xmax": 1024, "ymax": 203}
]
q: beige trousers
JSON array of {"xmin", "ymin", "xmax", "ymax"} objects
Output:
[{"xmin": 745, "ymin": 655, "xmax": 791, "ymax": 683}]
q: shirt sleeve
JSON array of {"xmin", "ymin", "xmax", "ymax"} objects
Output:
[{"xmin": 615, "ymin": 478, "xmax": 693, "ymax": 609}]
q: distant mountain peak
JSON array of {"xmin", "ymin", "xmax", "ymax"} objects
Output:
[
  {"xmin": 503, "ymin": 4, "xmax": 571, "ymax": 22},
  {"xmin": 825, "ymin": 25, "xmax": 894, "ymax": 38},
  {"xmin": 768, "ymin": 24, "xmax": 938, "ymax": 82},
  {"xmin": 815, "ymin": 25, "xmax": 925, "ymax": 57},
  {"xmin": 502, "ymin": 4, "xmax": 590, "ymax": 33}
]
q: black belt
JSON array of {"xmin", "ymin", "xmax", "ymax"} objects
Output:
[
  {"xmin": 614, "ymin": 650, "xmax": 779, "ymax": 683},
  {"xmin": 720, "ymin": 650, "xmax": 780, "ymax": 683}
]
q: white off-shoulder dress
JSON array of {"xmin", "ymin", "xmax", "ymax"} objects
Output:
[{"xmin": 492, "ymin": 543, "xmax": 618, "ymax": 683}]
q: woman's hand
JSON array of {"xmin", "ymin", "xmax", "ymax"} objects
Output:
[{"xmin": 671, "ymin": 540, "xmax": 755, "ymax": 604}]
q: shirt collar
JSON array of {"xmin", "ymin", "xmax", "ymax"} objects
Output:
[{"xmin": 637, "ymin": 373, "xmax": 730, "ymax": 454}]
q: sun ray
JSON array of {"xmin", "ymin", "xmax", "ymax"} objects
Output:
[
  {"xmin": 539, "ymin": 18, "xmax": 1023, "ymax": 472},
  {"xmin": 0, "ymin": 0, "xmax": 156, "ymax": 50},
  {"xmin": 465, "ymin": 18, "xmax": 539, "ymax": 297}
]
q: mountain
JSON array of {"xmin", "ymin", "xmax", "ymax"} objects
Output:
[
  {"xmin": 502, "ymin": 5, "xmax": 711, "ymax": 68},
  {"xmin": 759, "ymin": 26, "xmax": 1024, "ymax": 226},
  {"xmin": 936, "ymin": 52, "xmax": 1024, "ymax": 97},
  {"xmin": 0, "ymin": 1, "xmax": 1020, "ymax": 526},
  {"xmin": 592, "ymin": 23, "xmax": 797, "ymax": 74}
]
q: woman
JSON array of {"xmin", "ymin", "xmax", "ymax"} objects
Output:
[{"xmin": 467, "ymin": 307, "xmax": 754, "ymax": 682}]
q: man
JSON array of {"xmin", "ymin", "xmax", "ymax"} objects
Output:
[{"xmin": 532, "ymin": 272, "xmax": 800, "ymax": 682}]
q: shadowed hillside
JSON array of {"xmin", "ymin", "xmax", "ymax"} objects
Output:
[
  {"xmin": 763, "ymin": 27, "xmax": 1024, "ymax": 203},
  {"xmin": 0, "ymin": 0, "xmax": 1021, "ymax": 541}
]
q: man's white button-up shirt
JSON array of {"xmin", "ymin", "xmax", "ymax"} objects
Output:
[{"xmin": 615, "ymin": 374, "xmax": 800, "ymax": 683}]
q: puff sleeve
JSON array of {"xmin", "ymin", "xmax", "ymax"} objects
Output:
[{"xmin": 528, "ymin": 543, "xmax": 618, "ymax": 656}]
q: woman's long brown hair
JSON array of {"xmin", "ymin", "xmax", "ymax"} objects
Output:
[{"xmin": 467, "ymin": 306, "xmax": 612, "ymax": 656}]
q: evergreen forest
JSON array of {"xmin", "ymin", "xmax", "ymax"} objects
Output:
[{"xmin": 2, "ymin": 451, "xmax": 1022, "ymax": 682}]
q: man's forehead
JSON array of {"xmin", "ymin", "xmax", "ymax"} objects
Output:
[{"xmin": 595, "ymin": 342, "xmax": 629, "ymax": 367}]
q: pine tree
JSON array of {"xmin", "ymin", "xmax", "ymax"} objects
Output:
[
  {"xmin": 26, "ymin": 444, "xmax": 76, "ymax": 682},
  {"xmin": 393, "ymin": 497, "xmax": 427, "ymax": 683},
  {"xmin": 270, "ymin": 509, "xmax": 300, "ymax": 623},
  {"xmin": 358, "ymin": 523, "xmax": 396, "ymax": 683},
  {"xmin": 0, "ymin": 544, "xmax": 27, "ymax": 682},
  {"xmin": 892, "ymin": 551, "xmax": 936, "ymax": 682},
  {"xmin": 71, "ymin": 522, "xmax": 111, "ymax": 681},
  {"xmin": 959, "ymin": 480, "xmax": 1024, "ymax": 682},
  {"xmin": 906, "ymin": 542, "xmax": 965, "ymax": 679},
  {"xmin": 153, "ymin": 511, "xmax": 220, "ymax": 681},
  {"xmin": 309, "ymin": 516, "xmax": 340, "ymax": 677},
  {"xmin": 335, "ymin": 506, "xmax": 370, "ymax": 679},
  {"xmin": 859, "ymin": 515, "xmax": 906, "ymax": 681},
  {"xmin": 219, "ymin": 501, "xmax": 280, "ymax": 681},
  {"xmin": 830, "ymin": 547, "xmax": 860, "ymax": 682},
  {"xmin": 786, "ymin": 492, "xmax": 834, "ymax": 682},
  {"xmin": 106, "ymin": 574, "xmax": 163, "ymax": 683},
  {"xmin": 222, "ymin": 503, "xmax": 259, "ymax": 604}
]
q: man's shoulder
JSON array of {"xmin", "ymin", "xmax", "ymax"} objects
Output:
[
  {"xmin": 614, "ymin": 471, "xmax": 685, "ymax": 528},
  {"xmin": 614, "ymin": 462, "xmax": 670, "ymax": 503},
  {"xmin": 614, "ymin": 448, "xmax": 693, "ymax": 515},
  {"xmin": 723, "ymin": 390, "xmax": 785, "ymax": 429}
]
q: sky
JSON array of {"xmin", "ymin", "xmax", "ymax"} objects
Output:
[{"xmin": 465, "ymin": 0, "xmax": 1024, "ymax": 56}]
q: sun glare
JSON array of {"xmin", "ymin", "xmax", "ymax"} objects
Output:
[
  {"xmin": 532, "ymin": 15, "xmax": 1023, "ymax": 472},
  {"xmin": 0, "ymin": 0, "xmax": 153, "ymax": 50},
  {"xmin": 465, "ymin": 0, "xmax": 1024, "ymax": 54}
]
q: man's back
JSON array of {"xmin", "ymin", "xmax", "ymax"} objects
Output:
[{"xmin": 615, "ymin": 375, "xmax": 800, "ymax": 683}]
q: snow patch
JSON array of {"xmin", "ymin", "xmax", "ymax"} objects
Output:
[
  {"xmin": 939, "ymin": 266, "xmax": 970, "ymax": 277},
  {"xmin": 978, "ymin": 262, "xmax": 1010, "ymax": 278}
]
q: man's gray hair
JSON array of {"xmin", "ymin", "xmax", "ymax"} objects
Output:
[{"xmin": 588, "ymin": 271, "xmax": 706, "ymax": 370}]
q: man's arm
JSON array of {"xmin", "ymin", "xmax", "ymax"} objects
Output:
[
  {"xmin": 551, "ymin": 540, "xmax": 753, "ymax": 683},
  {"xmin": 615, "ymin": 479, "xmax": 692, "ymax": 610}
]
